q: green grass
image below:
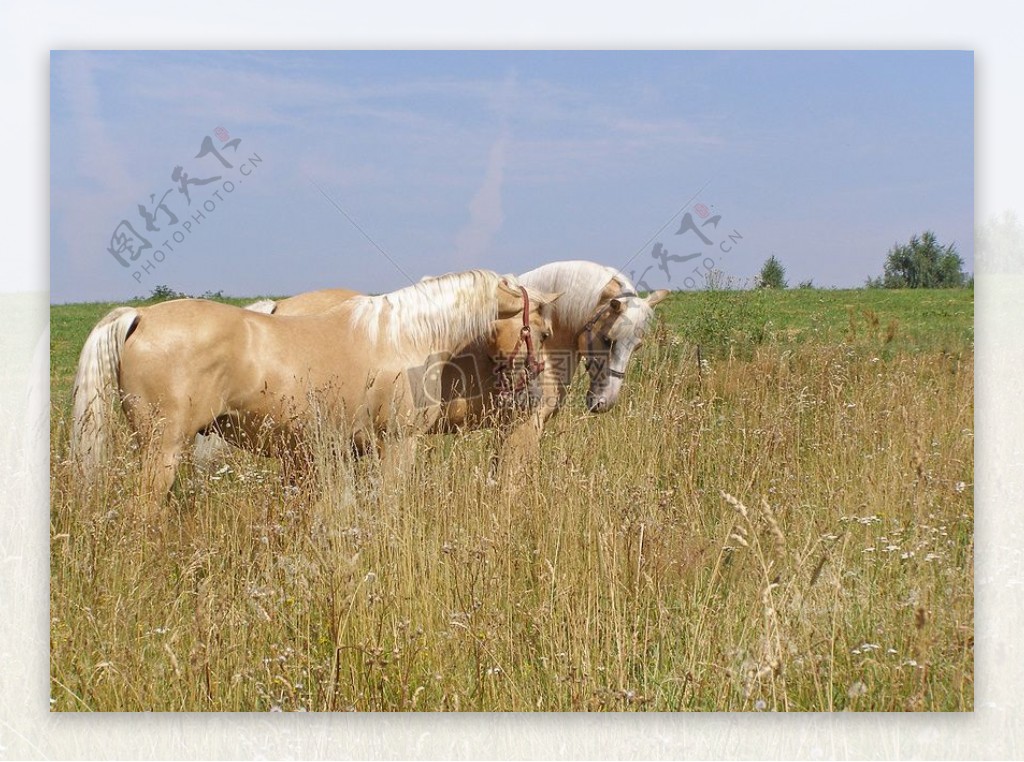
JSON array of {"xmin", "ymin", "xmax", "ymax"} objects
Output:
[
  {"xmin": 49, "ymin": 287, "xmax": 974, "ymax": 712},
  {"xmin": 49, "ymin": 288, "xmax": 973, "ymax": 407},
  {"xmin": 660, "ymin": 287, "xmax": 973, "ymax": 355}
]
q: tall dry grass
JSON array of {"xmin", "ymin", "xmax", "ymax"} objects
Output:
[{"xmin": 50, "ymin": 325, "xmax": 973, "ymax": 711}]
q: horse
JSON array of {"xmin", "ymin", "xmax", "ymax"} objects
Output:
[
  {"xmin": 232, "ymin": 261, "xmax": 669, "ymax": 464},
  {"xmin": 516, "ymin": 260, "xmax": 669, "ymax": 415},
  {"xmin": 71, "ymin": 270, "xmax": 560, "ymax": 503},
  {"xmin": 204, "ymin": 281, "xmax": 559, "ymax": 469}
]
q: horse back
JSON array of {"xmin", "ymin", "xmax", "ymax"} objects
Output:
[{"xmin": 273, "ymin": 288, "xmax": 361, "ymax": 316}]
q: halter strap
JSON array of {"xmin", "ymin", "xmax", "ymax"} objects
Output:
[
  {"xmin": 495, "ymin": 286, "xmax": 545, "ymax": 398},
  {"xmin": 577, "ymin": 290, "xmax": 639, "ymax": 336},
  {"xmin": 512, "ymin": 286, "xmax": 544, "ymax": 376},
  {"xmin": 579, "ymin": 290, "xmax": 639, "ymax": 380}
]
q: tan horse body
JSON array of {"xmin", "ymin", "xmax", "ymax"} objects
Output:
[
  {"xmin": 267, "ymin": 286, "xmax": 550, "ymax": 433},
  {"xmin": 72, "ymin": 270, "xmax": 558, "ymax": 500},
  {"xmin": 239, "ymin": 261, "xmax": 669, "ymax": 463}
]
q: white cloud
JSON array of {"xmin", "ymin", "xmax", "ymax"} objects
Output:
[
  {"xmin": 453, "ymin": 130, "xmax": 510, "ymax": 264},
  {"xmin": 52, "ymin": 53, "xmax": 145, "ymax": 277}
]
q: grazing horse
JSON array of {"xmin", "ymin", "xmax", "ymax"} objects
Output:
[
  {"xmin": 517, "ymin": 260, "xmax": 669, "ymax": 415},
  {"xmin": 463, "ymin": 260, "xmax": 668, "ymax": 462},
  {"xmin": 233, "ymin": 261, "xmax": 669, "ymax": 465},
  {"xmin": 71, "ymin": 270, "xmax": 559, "ymax": 501}
]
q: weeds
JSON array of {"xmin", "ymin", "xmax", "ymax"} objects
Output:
[{"xmin": 49, "ymin": 292, "xmax": 973, "ymax": 711}]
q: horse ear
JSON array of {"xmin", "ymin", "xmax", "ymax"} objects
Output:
[
  {"xmin": 534, "ymin": 290, "xmax": 563, "ymax": 320},
  {"xmin": 646, "ymin": 289, "xmax": 670, "ymax": 307},
  {"xmin": 497, "ymin": 278, "xmax": 525, "ymax": 317}
]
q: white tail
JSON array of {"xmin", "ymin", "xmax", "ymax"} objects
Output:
[
  {"xmin": 245, "ymin": 299, "xmax": 277, "ymax": 314},
  {"xmin": 70, "ymin": 307, "xmax": 139, "ymax": 474}
]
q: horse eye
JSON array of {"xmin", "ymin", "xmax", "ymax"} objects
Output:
[
  {"xmin": 603, "ymin": 336, "xmax": 614, "ymax": 348},
  {"xmin": 541, "ymin": 329, "xmax": 552, "ymax": 341}
]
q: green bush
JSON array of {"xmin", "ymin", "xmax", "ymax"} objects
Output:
[
  {"xmin": 874, "ymin": 231, "xmax": 967, "ymax": 288},
  {"xmin": 146, "ymin": 284, "xmax": 187, "ymax": 302},
  {"xmin": 757, "ymin": 256, "xmax": 787, "ymax": 289},
  {"xmin": 686, "ymin": 287, "xmax": 772, "ymax": 357}
]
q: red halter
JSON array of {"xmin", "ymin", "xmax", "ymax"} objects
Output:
[{"xmin": 494, "ymin": 286, "xmax": 545, "ymax": 398}]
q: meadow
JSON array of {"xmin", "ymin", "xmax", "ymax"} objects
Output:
[{"xmin": 49, "ymin": 287, "xmax": 974, "ymax": 711}]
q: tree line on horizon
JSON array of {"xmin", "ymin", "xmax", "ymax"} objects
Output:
[
  {"xmin": 137, "ymin": 230, "xmax": 971, "ymax": 303},
  {"xmin": 755, "ymin": 230, "xmax": 971, "ymax": 291}
]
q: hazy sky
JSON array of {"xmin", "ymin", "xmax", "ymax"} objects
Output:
[{"xmin": 50, "ymin": 50, "xmax": 973, "ymax": 303}]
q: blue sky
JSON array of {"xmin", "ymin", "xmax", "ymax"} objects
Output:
[{"xmin": 50, "ymin": 50, "xmax": 973, "ymax": 303}]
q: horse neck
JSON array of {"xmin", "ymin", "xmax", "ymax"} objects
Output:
[
  {"xmin": 370, "ymin": 273, "xmax": 500, "ymax": 357},
  {"xmin": 549, "ymin": 294, "xmax": 612, "ymax": 351},
  {"xmin": 547, "ymin": 319, "xmax": 582, "ymax": 353}
]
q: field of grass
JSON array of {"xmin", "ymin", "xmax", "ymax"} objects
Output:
[{"xmin": 49, "ymin": 287, "xmax": 973, "ymax": 711}]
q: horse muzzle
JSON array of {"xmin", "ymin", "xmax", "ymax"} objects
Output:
[{"xmin": 586, "ymin": 390, "xmax": 610, "ymax": 413}]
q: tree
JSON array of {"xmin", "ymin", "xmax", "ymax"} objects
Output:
[
  {"xmin": 757, "ymin": 255, "xmax": 787, "ymax": 289},
  {"xmin": 147, "ymin": 284, "xmax": 186, "ymax": 301},
  {"xmin": 876, "ymin": 231, "xmax": 966, "ymax": 288}
]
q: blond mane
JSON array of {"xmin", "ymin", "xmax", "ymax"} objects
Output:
[
  {"xmin": 348, "ymin": 269, "xmax": 513, "ymax": 353},
  {"xmin": 518, "ymin": 260, "xmax": 635, "ymax": 331}
]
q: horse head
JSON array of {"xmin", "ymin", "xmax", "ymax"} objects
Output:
[
  {"xmin": 577, "ymin": 289, "xmax": 669, "ymax": 413},
  {"xmin": 490, "ymin": 277, "xmax": 562, "ymax": 407}
]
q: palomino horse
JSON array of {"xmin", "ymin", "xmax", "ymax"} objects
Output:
[
  {"xmin": 238, "ymin": 280, "xmax": 557, "ymax": 449},
  {"xmin": 250, "ymin": 282, "xmax": 557, "ymax": 428},
  {"xmin": 236, "ymin": 261, "xmax": 669, "ymax": 463},
  {"xmin": 71, "ymin": 270, "xmax": 560, "ymax": 501}
]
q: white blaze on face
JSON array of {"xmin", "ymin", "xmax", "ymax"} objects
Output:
[
  {"xmin": 582, "ymin": 288, "xmax": 669, "ymax": 413},
  {"xmin": 584, "ymin": 297, "xmax": 651, "ymax": 413}
]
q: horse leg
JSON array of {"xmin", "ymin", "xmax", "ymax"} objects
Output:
[
  {"xmin": 492, "ymin": 375, "xmax": 565, "ymax": 486},
  {"xmin": 191, "ymin": 431, "xmax": 234, "ymax": 472},
  {"xmin": 139, "ymin": 425, "xmax": 190, "ymax": 509},
  {"xmin": 120, "ymin": 395, "xmax": 198, "ymax": 510}
]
